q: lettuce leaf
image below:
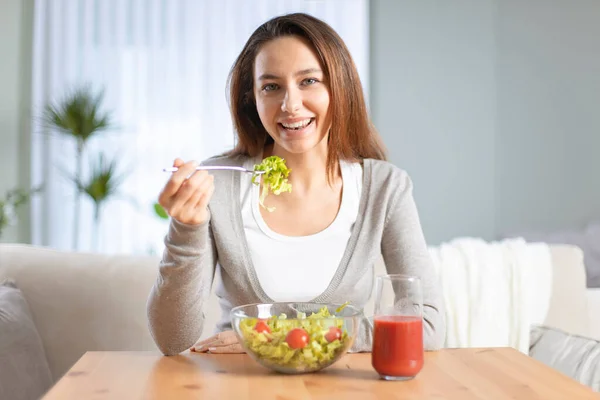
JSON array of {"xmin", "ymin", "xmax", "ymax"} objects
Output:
[{"xmin": 252, "ymin": 156, "xmax": 292, "ymax": 212}]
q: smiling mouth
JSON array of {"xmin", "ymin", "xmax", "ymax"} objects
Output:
[{"xmin": 279, "ymin": 118, "xmax": 315, "ymax": 131}]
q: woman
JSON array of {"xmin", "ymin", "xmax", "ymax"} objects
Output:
[{"xmin": 147, "ymin": 13, "xmax": 445, "ymax": 355}]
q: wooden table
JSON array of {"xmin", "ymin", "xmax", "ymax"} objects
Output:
[{"xmin": 42, "ymin": 348, "xmax": 598, "ymax": 399}]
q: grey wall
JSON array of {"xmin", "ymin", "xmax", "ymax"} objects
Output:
[
  {"xmin": 495, "ymin": 0, "xmax": 600, "ymax": 236},
  {"xmin": 371, "ymin": 0, "xmax": 600, "ymax": 245},
  {"xmin": 0, "ymin": 0, "xmax": 33, "ymax": 243},
  {"xmin": 370, "ymin": 0, "xmax": 497, "ymax": 244}
]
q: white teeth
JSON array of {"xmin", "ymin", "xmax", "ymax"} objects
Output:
[{"xmin": 281, "ymin": 119, "xmax": 311, "ymax": 129}]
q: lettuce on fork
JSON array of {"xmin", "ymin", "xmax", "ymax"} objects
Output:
[{"xmin": 252, "ymin": 156, "xmax": 292, "ymax": 212}]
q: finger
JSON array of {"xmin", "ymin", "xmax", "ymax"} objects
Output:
[
  {"xmin": 175, "ymin": 170, "xmax": 208, "ymax": 202},
  {"xmin": 158, "ymin": 158, "xmax": 184, "ymax": 208},
  {"xmin": 168, "ymin": 171, "xmax": 209, "ymax": 217},
  {"xmin": 181, "ymin": 172, "xmax": 212, "ymax": 210},
  {"xmin": 212, "ymin": 333, "xmax": 239, "ymax": 347},
  {"xmin": 182, "ymin": 178, "xmax": 213, "ymax": 222},
  {"xmin": 194, "ymin": 331, "xmax": 228, "ymax": 348},
  {"xmin": 193, "ymin": 335, "xmax": 238, "ymax": 353},
  {"xmin": 161, "ymin": 160, "xmax": 199, "ymax": 199},
  {"xmin": 193, "ymin": 343, "xmax": 215, "ymax": 353},
  {"xmin": 159, "ymin": 160, "xmax": 196, "ymax": 207},
  {"xmin": 208, "ymin": 343, "xmax": 245, "ymax": 354},
  {"xmin": 195, "ymin": 177, "xmax": 215, "ymax": 210},
  {"xmin": 198, "ymin": 331, "xmax": 237, "ymax": 348},
  {"xmin": 191, "ymin": 338, "xmax": 217, "ymax": 353},
  {"xmin": 193, "ymin": 334, "xmax": 219, "ymax": 349}
]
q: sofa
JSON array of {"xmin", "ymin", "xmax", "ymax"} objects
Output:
[{"xmin": 1, "ymin": 243, "xmax": 599, "ymax": 399}]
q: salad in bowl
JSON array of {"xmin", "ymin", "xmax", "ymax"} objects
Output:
[{"xmin": 230, "ymin": 302, "xmax": 361, "ymax": 374}]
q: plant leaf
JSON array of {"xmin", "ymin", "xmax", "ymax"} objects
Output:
[
  {"xmin": 153, "ymin": 203, "xmax": 169, "ymax": 219},
  {"xmin": 42, "ymin": 84, "xmax": 112, "ymax": 144},
  {"xmin": 79, "ymin": 153, "xmax": 128, "ymax": 205}
]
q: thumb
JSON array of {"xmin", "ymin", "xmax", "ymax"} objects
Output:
[{"xmin": 173, "ymin": 158, "xmax": 184, "ymax": 167}]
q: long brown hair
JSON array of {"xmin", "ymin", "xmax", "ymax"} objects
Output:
[{"xmin": 227, "ymin": 13, "xmax": 387, "ymax": 179}]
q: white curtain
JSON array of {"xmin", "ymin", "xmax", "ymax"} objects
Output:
[{"xmin": 30, "ymin": 0, "xmax": 370, "ymax": 255}]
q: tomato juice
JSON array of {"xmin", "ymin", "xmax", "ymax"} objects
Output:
[{"xmin": 371, "ymin": 315, "xmax": 424, "ymax": 379}]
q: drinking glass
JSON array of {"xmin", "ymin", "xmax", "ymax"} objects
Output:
[{"xmin": 371, "ymin": 274, "xmax": 424, "ymax": 381}]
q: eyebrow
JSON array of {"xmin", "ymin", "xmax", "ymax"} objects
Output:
[{"xmin": 257, "ymin": 68, "xmax": 322, "ymax": 81}]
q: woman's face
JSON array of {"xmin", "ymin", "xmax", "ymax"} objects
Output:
[{"xmin": 253, "ymin": 35, "xmax": 331, "ymax": 155}]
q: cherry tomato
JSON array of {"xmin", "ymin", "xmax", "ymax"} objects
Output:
[
  {"xmin": 325, "ymin": 327, "xmax": 342, "ymax": 343},
  {"xmin": 254, "ymin": 321, "xmax": 271, "ymax": 334},
  {"xmin": 285, "ymin": 328, "xmax": 309, "ymax": 349}
]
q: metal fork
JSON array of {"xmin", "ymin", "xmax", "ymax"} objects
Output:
[{"xmin": 163, "ymin": 166, "xmax": 265, "ymax": 174}]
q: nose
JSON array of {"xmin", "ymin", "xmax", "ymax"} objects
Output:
[{"xmin": 281, "ymin": 87, "xmax": 301, "ymax": 113}]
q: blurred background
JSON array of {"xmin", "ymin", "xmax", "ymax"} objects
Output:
[{"xmin": 1, "ymin": 0, "xmax": 599, "ymax": 255}]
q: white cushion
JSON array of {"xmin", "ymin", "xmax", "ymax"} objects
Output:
[{"xmin": 543, "ymin": 245, "xmax": 590, "ymax": 338}]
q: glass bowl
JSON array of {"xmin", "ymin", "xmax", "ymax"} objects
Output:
[{"xmin": 230, "ymin": 302, "xmax": 361, "ymax": 374}]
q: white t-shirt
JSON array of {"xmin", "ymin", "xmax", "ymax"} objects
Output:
[{"xmin": 240, "ymin": 159, "xmax": 363, "ymax": 302}]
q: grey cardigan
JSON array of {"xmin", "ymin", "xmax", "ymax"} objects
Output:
[{"xmin": 147, "ymin": 154, "xmax": 446, "ymax": 355}]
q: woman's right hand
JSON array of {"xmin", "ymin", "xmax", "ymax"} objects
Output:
[{"xmin": 158, "ymin": 158, "xmax": 215, "ymax": 225}]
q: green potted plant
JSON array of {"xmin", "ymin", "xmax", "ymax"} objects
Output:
[{"xmin": 42, "ymin": 84, "xmax": 125, "ymax": 250}]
